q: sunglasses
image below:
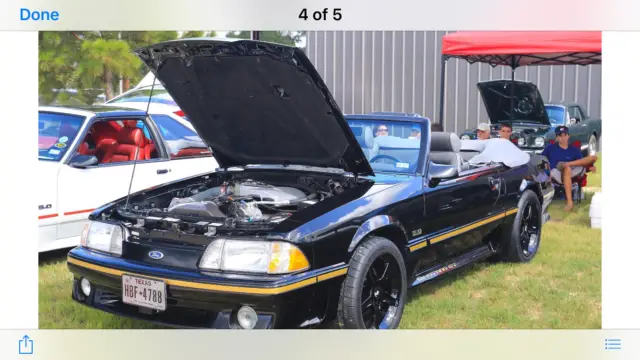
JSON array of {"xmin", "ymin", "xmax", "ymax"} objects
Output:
[{"xmin": 377, "ymin": 128, "xmax": 388, "ymax": 132}]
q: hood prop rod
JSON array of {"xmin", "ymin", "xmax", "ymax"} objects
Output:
[{"xmin": 124, "ymin": 70, "xmax": 158, "ymax": 211}]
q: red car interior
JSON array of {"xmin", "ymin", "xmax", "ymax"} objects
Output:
[{"xmin": 77, "ymin": 120, "xmax": 158, "ymax": 164}]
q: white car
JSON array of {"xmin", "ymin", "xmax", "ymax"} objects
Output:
[
  {"xmin": 38, "ymin": 105, "xmax": 219, "ymax": 252},
  {"xmin": 104, "ymin": 84, "xmax": 186, "ymax": 118}
]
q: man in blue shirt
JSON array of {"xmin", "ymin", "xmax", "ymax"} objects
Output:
[{"xmin": 541, "ymin": 126, "xmax": 598, "ymax": 211}]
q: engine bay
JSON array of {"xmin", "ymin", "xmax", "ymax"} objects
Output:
[{"xmin": 109, "ymin": 172, "xmax": 361, "ymax": 238}]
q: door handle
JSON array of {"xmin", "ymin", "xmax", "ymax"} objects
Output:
[{"xmin": 157, "ymin": 169, "xmax": 170, "ymax": 174}]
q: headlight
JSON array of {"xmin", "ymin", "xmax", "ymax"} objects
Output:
[
  {"xmin": 517, "ymin": 137, "xmax": 525, "ymax": 146},
  {"xmin": 80, "ymin": 221, "xmax": 126, "ymax": 256},
  {"xmin": 534, "ymin": 137, "xmax": 545, "ymax": 147},
  {"xmin": 460, "ymin": 135, "xmax": 471, "ymax": 140},
  {"xmin": 199, "ymin": 239, "xmax": 310, "ymax": 274}
]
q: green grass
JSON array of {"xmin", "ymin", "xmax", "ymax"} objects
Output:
[{"xmin": 39, "ymin": 155, "xmax": 602, "ymax": 329}]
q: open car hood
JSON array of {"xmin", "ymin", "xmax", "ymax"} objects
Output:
[
  {"xmin": 133, "ymin": 39, "xmax": 374, "ymax": 176},
  {"xmin": 477, "ymin": 80, "xmax": 550, "ymax": 126}
]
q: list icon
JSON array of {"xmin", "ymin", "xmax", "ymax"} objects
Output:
[{"xmin": 604, "ymin": 338, "xmax": 622, "ymax": 351}]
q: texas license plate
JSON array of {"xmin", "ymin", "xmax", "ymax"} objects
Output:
[{"xmin": 122, "ymin": 274, "xmax": 167, "ymax": 311}]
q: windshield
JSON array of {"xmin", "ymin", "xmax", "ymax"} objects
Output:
[
  {"xmin": 39, "ymin": 112, "xmax": 86, "ymax": 161},
  {"xmin": 544, "ymin": 105, "xmax": 566, "ymax": 126},
  {"xmin": 347, "ymin": 119, "xmax": 425, "ymax": 174}
]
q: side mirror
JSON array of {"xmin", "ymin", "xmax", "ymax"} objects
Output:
[
  {"xmin": 69, "ymin": 155, "xmax": 98, "ymax": 169},
  {"xmin": 427, "ymin": 162, "xmax": 459, "ymax": 187}
]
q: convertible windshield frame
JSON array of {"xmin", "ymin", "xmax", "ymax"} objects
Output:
[{"xmin": 346, "ymin": 117, "xmax": 429, "ymax": 176}]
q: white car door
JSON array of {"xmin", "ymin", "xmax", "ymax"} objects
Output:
[
  {"xmin": 145, "ymin": 113, "xmax": 219, "ymax": 181},
  {"xmin": 38, "ymin": 108, "xmax": 91, "ymax": 252}
]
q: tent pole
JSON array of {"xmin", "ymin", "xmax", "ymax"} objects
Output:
[
  {"xmin": 509, "ymin": 56, "xmax": 516, "ymax": 122},
  {"xmin": 438, "ymin": 55, "xmax": 446, "ymax": 127}
]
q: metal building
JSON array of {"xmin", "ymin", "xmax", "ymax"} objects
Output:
[{"xmin": 305, "ymin": 31, "xmax": 602, "ymax": 134}]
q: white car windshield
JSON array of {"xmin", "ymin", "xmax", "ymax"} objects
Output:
[
  {"xmin": 347, "ymin": 118, "xmax": 426, "ymax": 174},
  {"xmin": 39, "ymin": 111, "xmax": 85, "ymax": 162}
]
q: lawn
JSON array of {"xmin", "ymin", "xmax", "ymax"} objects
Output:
[{"xmin": 39, "ymin": 155, "xmax": 602, "ymax": 329}]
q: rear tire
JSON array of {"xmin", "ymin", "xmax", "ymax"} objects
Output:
[
  {"xmin": 502, "ymin": 190, "xmax": 542, "ymax": 263},
  {"xmin": 337, "ymin": 237, "xmax": 407, "ymax": 329}
]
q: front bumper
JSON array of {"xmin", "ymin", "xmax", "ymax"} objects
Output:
[{"xmin": 67, "ymin": 247, "xmax": 347, "ymax": 329}]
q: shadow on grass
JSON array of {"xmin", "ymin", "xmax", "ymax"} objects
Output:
[
  {"xmin": 39, "ymin": 247, "xmax": 73, "ymax": 266},
  {"xmin": 406, "ymin": 262, "xmax": 490, "ymax": 304}
]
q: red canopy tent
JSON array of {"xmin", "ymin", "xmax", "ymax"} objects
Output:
[{"xmin": 437, "ymin": 31, "xmax": 602, "ymax": 124}]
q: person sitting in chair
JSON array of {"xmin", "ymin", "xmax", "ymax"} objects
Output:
[{"xmin": 541, "ymin": 125, "xmax": 598, "ymax": 212}]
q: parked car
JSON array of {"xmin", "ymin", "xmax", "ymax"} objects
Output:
[
  {"xmin": 105, "ymin": 85, "xmax": 187, "ymax": 119},
  {"xmin": 38, "ymin": 105, "xmax": 218, "ymax": 252},
  {"xmin": 459, "ymin": 80, "xmax": 601, "ymax": 156},
  {"xmin": 543, "ymin": 102, "xmax": 601, "ymax": 156},
  {"xmin": 66, "ymin": 39, "xmax": 554, "ymax": 329}
]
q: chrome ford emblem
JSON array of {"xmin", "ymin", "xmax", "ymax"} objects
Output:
[{"xmin": 148, "ymin": 251, "xmax": 164, "ymax": 260}]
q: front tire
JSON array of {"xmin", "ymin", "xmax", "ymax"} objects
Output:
[
  {"xmin": 337, "ymin": 237, "xmax": 407, "ymax": 329},
  {"xmin": 503, "ymin": 190, "xmax": 542, "ymax": 263}
]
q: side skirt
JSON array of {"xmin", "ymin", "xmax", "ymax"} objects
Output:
[{"xmin": 410, "ymin": 245, "xmax": 496, "ymax": 287}]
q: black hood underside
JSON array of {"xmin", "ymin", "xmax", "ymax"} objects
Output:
[
  {"xmin": 477, "ymin": 80, "xmax": 550, "ymax": 125},
  {"xmin": 134, "ymin": 39, "xmax": 373, "ymax": 176}
]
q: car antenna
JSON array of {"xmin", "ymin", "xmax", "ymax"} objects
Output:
[{"xmin": 124, "ymin": 72, "xmax": 157, "ymax": 211}]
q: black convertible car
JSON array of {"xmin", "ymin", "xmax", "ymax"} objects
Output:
[{"xmin": 67, "ymin": 39, "xmax": 554, "ymax": 329}]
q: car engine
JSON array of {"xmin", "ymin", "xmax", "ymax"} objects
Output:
[
  {"xmin": 113, "ymin": 176, "xmax": 352, "ymax": 235},
  {"xmin": 165, "ymin": 180, "xmax": 318, "ymax": 224}
]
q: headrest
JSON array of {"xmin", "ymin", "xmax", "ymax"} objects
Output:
[
  {"xmin": 116, "ymin": 127, "xmax": 144, "ymax": 146},
  {"xmin": 123, "ymin": 120, "xmax": 138, "ymax": 128},
  {"xmin": 363, "ymin": 127, "xmax": 374, "ymax": 148},
  {"xmin": 430, "ymin": 132, "xmax": 461, "ymax": 153}
]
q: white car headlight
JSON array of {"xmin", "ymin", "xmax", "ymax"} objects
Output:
[
  {"xmin": 535, "ymin": 137, "xmax": 545, "ymax": 147},
  {"xmin": 460, "ymin": 135, "xmax": 471, "ymax": 140},
  {"xmin": 80, "ymin": 221, "xmax": 126, "ymax": 256},
  {"xmin": 517, "ymin": 137, "xmax": 525, "ymax": 146},
  {"xmin": 199, "ymin": 239, "xmax": 310, "ymax": 274}
]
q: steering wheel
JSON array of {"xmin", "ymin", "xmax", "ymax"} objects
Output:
[{"xmin": 369, "ymin": 154, "xmax": 401, "ymax": 163}]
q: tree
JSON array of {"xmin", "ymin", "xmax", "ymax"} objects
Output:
[{"xmin": 38, "ymin": 31, "xmax": 180, "ymax": 105}]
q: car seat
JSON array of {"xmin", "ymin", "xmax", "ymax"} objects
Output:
[
  {"xmin": 352, "ymin": 126, "xmax": 375, "ymax": 158},
  {"xmin": 101, "ymin": 122, "xmax": 146, "ymax": 163},
  {"xmin": 430, "ymin": 132, "xmax": 465, "ymax": 172}
]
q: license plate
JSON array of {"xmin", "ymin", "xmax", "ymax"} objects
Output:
[{"xmin": 122, "ymin": 274, "xmax": 167, "ymax": 311}]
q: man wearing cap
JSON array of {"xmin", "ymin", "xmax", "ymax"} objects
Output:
[
  {"xmin": 541, "ymin": 125, "xmax": 598, "ymax": 211},
  {"xmin": 408, "ymin": 125, "xmax": 421, "ymax": 139},
  {"xmin": 476, "ymin": 123, "xmax": 491, "ymax": 140}
]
